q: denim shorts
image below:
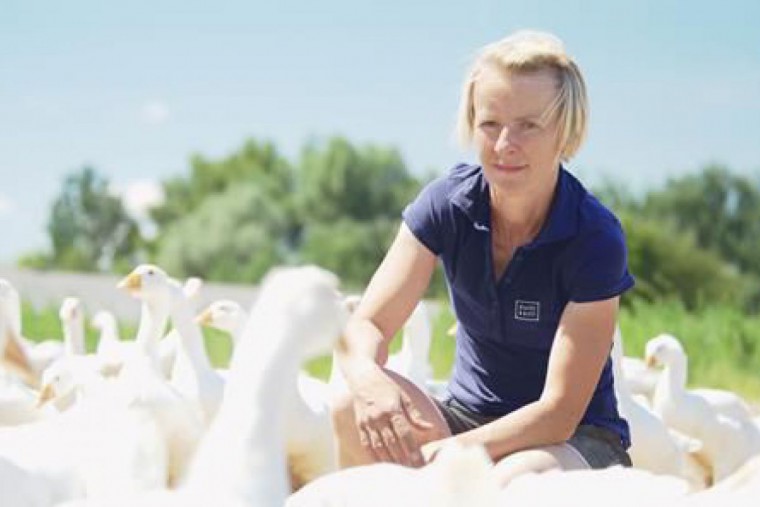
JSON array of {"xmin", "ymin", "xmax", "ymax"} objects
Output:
[{"xmin": 433, "ymin": 395, "xmax": 632, "ymax": 469}]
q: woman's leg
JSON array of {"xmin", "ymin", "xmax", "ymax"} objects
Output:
[
  {"xmin": 330, "ymin": 368, "xmax": 451, "ymax": 468},
  {"xmin": 491, "ymin": 443, "xmax": 590, "ymax": 487}
]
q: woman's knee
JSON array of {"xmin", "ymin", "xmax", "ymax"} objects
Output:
[{"xmin": 492, "ymin": 444, "xmax": 589, "ymax": 487}]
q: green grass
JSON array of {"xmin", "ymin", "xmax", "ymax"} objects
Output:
[
  {"xmin": 619, "ymin": 298, "xmax": 760, "ymax": 399},
  {"xmin": 20, "ymin": 298, "xmax": 760, "ymax": 402}
]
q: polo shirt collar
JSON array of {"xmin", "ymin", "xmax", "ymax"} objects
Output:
[{"xmin": 449, "ymin": 164, "xmax": 580, "ymax": 247}]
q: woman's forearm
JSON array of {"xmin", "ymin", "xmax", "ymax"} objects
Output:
[
  {"xmin": 336, "ymin": 317, "xmax": 390, "ymax": 388},
  {"xmin": 455, "ymin": 398, "xmax": 578, "ymax": 461}
]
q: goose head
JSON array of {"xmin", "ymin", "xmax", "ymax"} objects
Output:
[
  {"xmin": 38, "ymin": 359, "xmax": 77, "ymax": 406},
  {"xmin": 644, "ymin": 333, "xmax": 685, "ymax": 369},
  {"xmin": 244, "ymin": 265, "xmax": 348, "ymax": 362},
  {"xmin": 59, "ymin": 297, "xmax": 86, "ymax": 355},
  {"xmin": 59, "ymin": 297, "xmax": 84, "ymax": 331},
  {"xmin": 196, "ymin": 300, "xmax": 247, "ymax": 336},
  {"xmin": 118, "ymin": 264, "xmax": 177, "ymax": 307}
]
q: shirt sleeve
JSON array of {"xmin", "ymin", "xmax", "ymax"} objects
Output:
[
  {"xmin": 565, "ymin": 221, "xmax": 636, "ymax": 303},
  {"xmin": 401, "ymin": 177, "xmax": 449, "ymax": 256}
]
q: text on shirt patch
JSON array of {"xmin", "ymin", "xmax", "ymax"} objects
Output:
[{"xmin": 514, "ymin": 300, "xmax": 540, "ymax": 322}]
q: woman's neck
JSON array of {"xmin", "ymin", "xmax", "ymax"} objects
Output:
[{"xmin": 489, "ymin": 179, "xmax": 555, "ymax": 245}]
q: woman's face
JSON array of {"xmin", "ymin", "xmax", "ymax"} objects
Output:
[{"xmin": 471, "ymin": 65, "xmax": 563, "ymax": 197}]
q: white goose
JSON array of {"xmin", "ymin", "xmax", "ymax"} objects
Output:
[
  {"xmin": 0, "ymin": 352, "xmax": 168, "ymax": 505},
  {"xmin": 195, "ymin": 300, "xmax": 248, "ymax": 346},
  {"xmin": 197, "ymin": 297, "xmax": 338, "ymax": 488},
  {"xmin": 42, "ymin": 298, "xmax": 113, "ymax": 413},
  {"xmin": 116, "ymin": 265, "xmax": 205, "ymax": 487},
  {"xmin": 92, "ymin": 310, "xmax": 129, "ymax": 376},
  {"xmin": 611, "ymin": 328, "xmax": 708, "ymax": 490},
  {"xmin": 646, "ymin": 334, "xmax": 760, "ymax": 483},
  {"xmin": 0, "ymin": 313, "xmax": 52, "ymax": 425},
  {"xmin": 59, "ymin": 265, "xmax": 349, "ymax": 507},
  {"xmin": 286, "ymin": 441, "xmax": 500, "ymax": 507},
  {"xmin": 166, "ymin": 288, "xmax": 225, "ymax": 425},
  {"xmin": 499, "ymin": 465, "xmax": 690, "ymax": 507},
  {"xmin": 156, "ymin": 277, "xmax": 204, "ymax": 380},
  {"xmin": 0, "ymin": 279, "xmax": 63, "ymax": 383}
]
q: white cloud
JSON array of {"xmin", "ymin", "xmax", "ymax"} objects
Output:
[
  {"xmin": 139, "ymin": 100, "xmax": 170, "ymax": 125},
  {"xmin": 0, "ymin": 195, "xmax": 14, "ymax": 217},
  {"xmin": 121, "ymin": 179, "xmax": 165, "ymax": 219}
]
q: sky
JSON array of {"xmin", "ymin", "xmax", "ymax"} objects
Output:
[{"xmin": 1, "ymin": 0, "xmax": 759, "ymax": 263}]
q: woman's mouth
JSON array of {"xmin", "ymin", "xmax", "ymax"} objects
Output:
[{"xmin": 494, "ymin": 163, "xmax": 528, "ymax": 172}]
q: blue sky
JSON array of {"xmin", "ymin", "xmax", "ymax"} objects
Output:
[{"xmin": 1, "ymin": 0, "xmax": 759, "ymax": 263}]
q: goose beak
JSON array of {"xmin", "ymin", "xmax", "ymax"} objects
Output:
[
  {"xmin": 117, "ymin": 272, "xmax": 142, "ymax": 292},
  {"xmin": 644, "ymin": 354, "xmax": 656, "ymax": 368},
  {"xmin": 195, "ymin": 309, "xmax": 212, "ymax": 326},
  {"xmin": 36, "ymin": 383, "xmax": 55, "ymax": 408}
]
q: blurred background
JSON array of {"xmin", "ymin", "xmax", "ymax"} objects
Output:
[{"xmin": 1, "ymin": 1, "xmax": 759, "ymax": 396}]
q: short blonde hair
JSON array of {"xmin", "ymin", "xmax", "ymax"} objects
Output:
[{"xmin": 456, "ymin": 30, "xmax": 588, "ymax": 161}]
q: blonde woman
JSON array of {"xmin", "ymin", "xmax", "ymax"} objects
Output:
[{"xmin": 332, "ymin": 30, "xmax": 633, "ymax": 486}]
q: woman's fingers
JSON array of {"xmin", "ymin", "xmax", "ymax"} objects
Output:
[
  {"xmin": 365, "ymin": 426, "xmax": 392, "ymax": 462},
  {"xmin": 390, "ymin": 412, "xmax": 424, "ymax": 467}
]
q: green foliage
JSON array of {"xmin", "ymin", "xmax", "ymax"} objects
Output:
[
  {"xmin": 643, "ymin": 165, "xmax": 760, "ymax": 276},
  {"xmin": 155, "ymin": 183, "xmax": 289, "ymax": 283},
  {"xmin": 46, "ymin": 167, "xmax": 140, "ymax": 272},
  {"xmin": 150, "ymin": 140, "xmax": 294, "ymax": 230},
  {"xmin": 299, "ymin": 218, "xmax": 398, "ymax": 290},
  {"xmin": 618, "ymin": 211, "xmax": 745, "ymax": 310},
  {"xmin": 17, "ymin": 251, "xmax": 54, "ymax": 270},
  {"xmin": 297, "ymin": 137, "xmax": 419, "ymax": 223}
]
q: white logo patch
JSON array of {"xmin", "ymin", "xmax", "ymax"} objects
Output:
[{"xmin": 514, "ymin": 300, "xmax": 540, "ymax": 322}]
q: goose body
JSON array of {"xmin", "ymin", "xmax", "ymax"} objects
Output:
[
  {"xmin": 646, "ymin": 334, "xmax": 760, "ymax": 482},
  {"xmin": 611, "ymin": 329, "xmax": 708, "ymax": 489}
]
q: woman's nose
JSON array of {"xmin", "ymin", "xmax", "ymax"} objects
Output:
[{"xmin": 494, "ymin": 126, "xmax": 515, "ymax": 154}]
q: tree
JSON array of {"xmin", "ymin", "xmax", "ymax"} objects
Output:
[
  {"xmin": 296, "ymin": 137, "xmax": 420, "ymax": 223},
  {"xmin": 150, "ymin": 139, "xmax": 294, "ymax": 230},
  {"xmin": 643, "ymin": 165, "xmax": 760, "ymax": 277},
  {"xmin": 47, "ymin": 167, "xmax": 140, "ymax": 271},
  {"xmin": 299, "ymin": 218, "xmax": 398, "ymax": 289},
  {"xmin": 154, "ymin": 183, "xmax": 289, "ymax": 283},
  {"xmin": 618, "ymin": 210, "xmax": 746, "ymax": 310}
]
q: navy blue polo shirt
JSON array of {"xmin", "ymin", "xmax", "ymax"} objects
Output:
[{"xmin": 402, "ymin": 163, "xmax": 634, "ymax": 447}]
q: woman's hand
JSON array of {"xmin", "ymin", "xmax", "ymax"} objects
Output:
[{"xmin": 352, "ymin": 367, "xmax": 434, "ymax": 467}]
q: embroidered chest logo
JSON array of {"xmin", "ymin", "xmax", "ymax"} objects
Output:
[{"xmin": 514, "ymin": 300, "xmax": 540, "ymax": 322}]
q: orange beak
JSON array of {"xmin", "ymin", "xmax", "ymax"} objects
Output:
[{"xmin": 117, "ymin": 272, "xmax": 142, "ymax": 292}]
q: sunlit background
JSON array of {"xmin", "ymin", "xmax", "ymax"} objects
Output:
[{"xmin": 1, "ymin": 1, "xmax": 760, "ymax": 395}]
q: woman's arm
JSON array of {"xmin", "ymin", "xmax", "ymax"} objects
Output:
[
  {"xmin": 453, "ymin": 296, "xmax": 619, "ymax": 461},
  {"xmin": 336, "ymin": 222, "xmax": 439, "ymax": 466}
]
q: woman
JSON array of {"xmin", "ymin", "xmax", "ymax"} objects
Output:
[{"xmin": 331, "ymin": 30, "xmax": 634, "ymax": 485}]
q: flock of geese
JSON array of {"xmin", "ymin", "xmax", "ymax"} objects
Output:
[{"xmin": 1, "ymin": 264, "xmax": 760, "ymax": 506}]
